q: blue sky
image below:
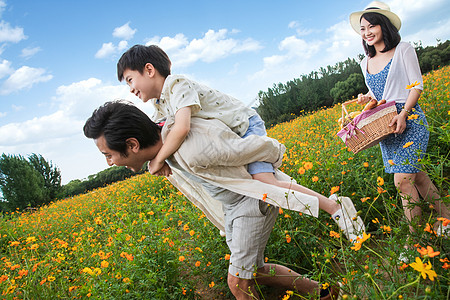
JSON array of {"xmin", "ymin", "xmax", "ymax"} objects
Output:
[{"xmin": 0, "ymin": 0, "xmax": 449, "ymax": 184}]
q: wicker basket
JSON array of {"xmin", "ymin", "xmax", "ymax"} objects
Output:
[{"xmin": 337, "ymin": 99, "xmax": 397, "ymax": 154}]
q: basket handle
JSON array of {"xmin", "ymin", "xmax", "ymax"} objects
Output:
[{"xmin": 341, "ymin": 99, "xmax": 358, "ymax": 121}]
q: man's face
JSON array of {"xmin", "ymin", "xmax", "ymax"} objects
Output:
[
  {"xmin": 95, "ymin": 135, "xmax": 145, "ymax": 172},
  {"xmin": 123, "ymin": 64, "xmax": 161, "ymax": 103}
]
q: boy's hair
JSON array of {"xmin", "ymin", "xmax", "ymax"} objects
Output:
[
  {"xmin": 117, "ymin": 45, "xmax": 172, "ymax": 81},
  {"xmin": 84, "ymin": 100, "xmax": 161, "ymax": 156},
  {"xmin": 361, "ymin": 12, "xmax": 401, "ymax": 58}
]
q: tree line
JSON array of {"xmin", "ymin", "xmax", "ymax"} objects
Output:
[
  {"xmin": 0, "ymin": 153, "xmax": 142, "ymax": 212},
  {"xmin": 256, "ymin": 40, "xmax": 450, "ymax": 127}
]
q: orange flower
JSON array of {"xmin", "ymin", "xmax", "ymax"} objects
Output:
[
  {"xmin": 298, "ymin": 167, "xmax": 305, "ymax": 174},
  {"xmin": 403, "ymin": 142, "xmax": 414, "ymax": 148},
  {"xmin": 330, "ymin": 186, "xmax": 340, "ymax": 195},
  {"xmin": 329, "ymin": 231, "xmax": 340, "ymax": 238},
  {"xmin": 363, "ymin": 162, "xmax": 369, "ymax": 167},
  {"xmin": 424, "ymin": 223, "xmax": 436, "ymax": 235},
  {"xmin": 437, "ymin": 217, "xmax": 450, "ymax": 226},
  {"xmin": 417, "ymin": 246, "xmax": 440, "ymax": 258},
  {"xmin": 209, "ymin": 281, "xmax": 215, "ymax": 288},
  {"xmin": 360, "ymin": 197, "xmax": 370, "ymax": 203},
  {"xmin": 262, "ymin": 193, "xmax": 267, "ymax": 201},
  {"xmin": 304, "ymin": 162, "xmax": 313, "ymax": 170},
  {"xmin": 351, "ymin": 242, "xmax": 362, "ymax": 251},
  {"xmin": 312, "ymin": 176, "xmax": 319, "ymax": 182},
  {"xmin": 407, "ymin": 114, "xmax": 419, "ymax": 120},
  {"xmin": 388, "ymin": 159, "xmax": 395, "ymax": 165},
  {"xmin": 286, "ymin": 234, "xmax": 292, "ymax": 243},
  {"xmin": 179, "ymin": 256, "xmax": 185, "ymax": 262},
  {"xmin": 406, "ymin": 81, "xmax": 420, "ymax": 89},
  {"xmin": 377, "ymin": 177, "xmax": 384, "ymax": 186},
  {"xmin": 399, "ymin": 263, "xmax": 408, "ymax": 271},
  {"xmin": 195, "ymin": 261, "xmax": 201, "ymax": 267},
  {"xmin": 224, "ymin": 254, "xmax": 231, "ymax": 260}
]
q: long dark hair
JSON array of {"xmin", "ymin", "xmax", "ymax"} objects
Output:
[{"xmin": 361, "ymin": 12, "xmax": 401, "ymax": 57}]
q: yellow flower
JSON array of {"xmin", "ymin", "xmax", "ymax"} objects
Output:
[
  {"xmin": 189, "ymin": 230, "xmax": 195, "ymax": 236},
  {"xmin": 403, "ymin": 142, "xmax": 414, "ymax": 148},
  {"xmin": 409, "ymin": 257, "xmax": 437, "ymax": 281},
  {"xmin": 312, "ymin": 176, "xmax": 319, "ymax": 182},
  {"xmin": 407, "ymin": 114, "xmax": 419, "ymax": 120},
  {"xmin": 377, "ymin": 176, "xmax": 384, "ymax": 186},
  {"xmin": 178, "ymin": 256, "xmax": 185, "ymax": 262},
  {"xmin": 363, "ymin": 162, "xmax": 369, "ymax": 167},
  {"xmin": 406, "ymin": 81, "xmax": 420, "ymax": 89},
  {"xmin": 388, "ymin": 159, "xmax": 395, "ymax": 165},
  {"xmin": 47, "ymin": 276, "xmax": 56, "ymax": 282},
  {"xmin": 209, "ymin": 281, "xmax": 215, "ymax": 288}
]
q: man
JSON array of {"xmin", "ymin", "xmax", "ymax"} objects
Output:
[{"xmin": 84, "ymin": 100, "xmax": 341, "ymax": 299}]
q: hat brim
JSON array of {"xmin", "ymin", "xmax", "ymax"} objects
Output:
[{"xmin": 349, "ymin": 9, "xmax": 401, "ymax": 34}]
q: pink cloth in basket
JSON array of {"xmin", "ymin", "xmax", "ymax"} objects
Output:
[{"xmin": 337, "ymin": 101, "xmax": 396, "ymax": 142}]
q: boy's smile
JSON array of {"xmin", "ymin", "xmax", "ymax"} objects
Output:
[{"xmin": 123, "ymin": 63, "xmax": 165, "ymax": 103}]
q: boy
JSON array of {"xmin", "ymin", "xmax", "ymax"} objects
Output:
[
  {"xmin": 84, "ymin": 100, "xmax": 341, "ymax": 299},
  {"xmin": 117, "ymin": 44, "xmax": 365, "ymax": 241}
]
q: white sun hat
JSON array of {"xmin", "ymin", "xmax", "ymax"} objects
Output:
[{"xmin": 349, "ymin": 1, "xmax": 401, "ymax": 34}]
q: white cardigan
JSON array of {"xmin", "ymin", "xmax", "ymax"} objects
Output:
[{"xmin": 361, "ymin": 42, "xmax": 423, "ymax": 104}]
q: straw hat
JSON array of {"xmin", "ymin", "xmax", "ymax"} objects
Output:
[{"xmin": 349, "ymin": 1, "xmax": 401, "ymax": 34}]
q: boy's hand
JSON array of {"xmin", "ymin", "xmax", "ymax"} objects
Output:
[
  {"xmin": 148, "ymin": 159, "xmax": 165, "ymax": 175},
  {"xmin": 148, "ymin": 160, "xmax": 172, "ymax": 176}
]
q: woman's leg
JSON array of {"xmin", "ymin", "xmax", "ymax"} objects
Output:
[
  {"xmin": 394, "ymin": 173, "xmax": 421, "ymax": 233},
  {"xmin": 414, "ymin": 171, "xmax": 450, "ymax": 218}
]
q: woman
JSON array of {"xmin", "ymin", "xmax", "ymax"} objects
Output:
[{"xmin": 349, "ymin": 1, "xmax": 449, "ymax": 240}]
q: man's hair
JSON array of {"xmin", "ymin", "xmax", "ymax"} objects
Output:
[
  {"xmin": 84, "ymin": 100, "xmax": 161, "ymax": 156},
  {"xmin": 361, "ymin": 12, "xmax": 401, "ymax": 58},
  {"xmin": 117, "ymin": 45, "xmax": 172, "ymax": 81}
]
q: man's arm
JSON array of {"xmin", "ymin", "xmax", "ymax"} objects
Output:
[{"xmin": 148, "ymin": 106, "xmax": 192, "ymax": 174}]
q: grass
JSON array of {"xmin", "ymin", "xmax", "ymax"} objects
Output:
[{"xmin": 1, "ymin": 65, "xmax": 449, "ymax": 299}]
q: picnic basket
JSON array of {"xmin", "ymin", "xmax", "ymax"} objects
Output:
[{"xmin": 336, "ymin": 99, "xmax": 397, "ymax": 154}]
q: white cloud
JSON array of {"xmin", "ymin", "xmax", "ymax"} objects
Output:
[
  {"xmin": 95, "ymin": 40, "xmax": 129, "ymax": 59},
  {"xmin": 0, "ymin": 20, "xmax": 27, "ymax": 43},
  {"xmin": 12, "ymin": 105, "xmax": 23, "ymax": 111},
  {"xmin": 113, "ymin": 22, "xmax": 137, "ymax": 40},
  {"xmin": 0, "ymin": 77, "xmax": 152, "ymax": 183},
  {"xmin": 147, "ymin": 29, "xmax": 262, "ymax": 67},
  {"xmin": 21, "ymin": 46, "xmax": 41, "ymax": 59},
  {"xmin": 0, "ymin": 111, "xmax": 6, "ymax": 118},
  {"xmin": 0, "ymin": 59, "xmax": 12, "ymax": 79},
  {"xmin": 1, "ymin": 66, "xmax": 52, "ymax": 95},
  {"xmin": 403, "ymin": 18, "xmax": 450, "ymax": 46}
]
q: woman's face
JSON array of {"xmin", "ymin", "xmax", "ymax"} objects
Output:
[{"xmin": 360, "ymin": 17, "xmax": 384, "ymax": 48}]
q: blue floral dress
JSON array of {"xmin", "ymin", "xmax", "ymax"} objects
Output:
[{"xmin": 366, "ymin": 60, "xmax": 429, "ymax": 174}]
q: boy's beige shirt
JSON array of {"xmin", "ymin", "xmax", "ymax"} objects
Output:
[{"xmin": 151, "ymin": 75, "xmax": 257, "ymax": 137}]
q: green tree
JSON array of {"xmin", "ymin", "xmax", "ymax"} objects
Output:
[
  {"xmin": 0, "ymin": 154, "xmax": 45, "ymax": 211},
  {"xmin": 330, "ymin": 73, "xmax": 368, "ymax": 103},
  {"xmin": 28, "ymin": 153, "xmax": 62, "ymax": 201}
]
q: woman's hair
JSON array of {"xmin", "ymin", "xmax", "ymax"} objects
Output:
[
  {"xmin": 360, "ymin": 12, "xmax": 401, "ymax": 57},
  {"xmin": 83, "ymin": 100, "xmax": 161, "ymax": 156}
]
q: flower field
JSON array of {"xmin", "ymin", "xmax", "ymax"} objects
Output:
[{"xmin": 1, "ymin": 65, "xmax": 449, "ymax": 299}]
